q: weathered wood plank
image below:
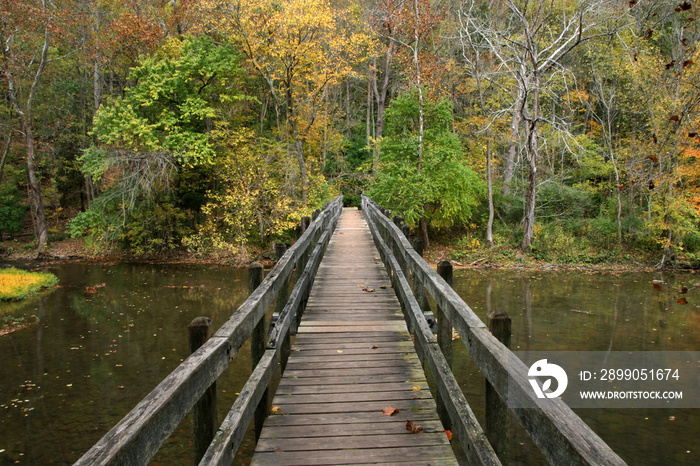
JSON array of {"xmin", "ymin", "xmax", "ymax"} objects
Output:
[
  {"xmin": 274, "ymin": 381, "xmax": 427, "ymax": 395},
  {"xmin": 259, "ymin": 419, "xmax": 446, "ymax": 438},
  {"xmin": 256, "ymin": 432, "xmax": 450, "ymax": 452},
  {"xmin": 275, "ymin": 373, "xmax": 427, "ymax": 386},
  {"xmin": 261, "ymin": 410, "xmax": 439, "ymax": 427},
  {"xmin": 271, "ymin": 390, "xmax": 433, "ymax": 405},
  {"xmin": 280, "ymin": 367, "xmax": 425, "ymax": 379},
  {"xmin": 285, "ymin": 352, "xmax": 419, "ymax": 362},
  {"xmin": 252, "ymin": 446, "xmax": 458, "ymax": 466},
  {"xmin": 284, "ymin": 358, "xmax": 419, "ymax": 371}
]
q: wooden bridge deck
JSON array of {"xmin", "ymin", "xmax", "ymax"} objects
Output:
[{"xmin": 252, "ymin": 208, "xmax": 458, "ymax": 465}]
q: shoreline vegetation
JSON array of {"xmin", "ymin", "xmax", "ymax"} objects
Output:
[{"xmin": 1, "ymin": 236, "xmax": 696, "ymax": 273}]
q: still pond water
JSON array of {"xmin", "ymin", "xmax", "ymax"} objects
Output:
[{"xmin": 0, "ymin": 263, "xmax": 698, "ymax": 465}]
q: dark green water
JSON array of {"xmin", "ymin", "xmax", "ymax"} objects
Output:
[
  {"xmin": 0, "ymin": 264, "xmax": 698, "ymax": 465},
  {"xmin": 450, "ymin": 269, "xmax": 700, "ymax": 465},
  {"xmin": 0, "ymin": 263, "xmax": 255, "ymax": 465}
]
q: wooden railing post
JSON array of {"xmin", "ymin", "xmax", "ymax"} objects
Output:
[
  {"xmin": 412, "ymin": 238, "xmax": 431, "ymax": 314},
  {"xmin": 301, "ymin": 215, "xmax": 311, "ymax": 232},
  {"xmin": 401, "ymin": 224, "xmax": 411, "ymax": 240},
  {"xmin": 189, "ymin": 317, "xmax": 216, "ymax": 463},
  {"xmin": 298, "ymin": 218, "xmax": 313, "ymax": 324},
  {"xmin": 435, "ymin": 260, "xmax": 453, "ymax": 430},
  {"xmin": 486, "ymin": 309, "xmax": 511, "ymax": 465},
  {"xmin": 436, "ymin": 261, "xmax": 453, "ymax": 365},
  {"xmin": 248, "ymin": 262, "xmax": 267, "ymax": 442}
]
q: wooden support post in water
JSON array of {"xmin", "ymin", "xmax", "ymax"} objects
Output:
[
  {"xmin": 189, "ymin": 317, "xmax": 216, "ymax": 463},
  {"xmin": 248, "ymin": 262, "xmax": 267, "ymax": 442},
  {"xmin": 275, "ymin": 244, "xmax": 292, "ymax": 372},
  {"xmin": 435, "ymin": 260, "xmax": 453, "ymax": 430},
  {"xmin": 486, "ymin": 309, "xmax": 512, "ymax": 465}
]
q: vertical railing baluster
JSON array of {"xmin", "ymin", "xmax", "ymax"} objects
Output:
[
  {"xmin": 248, "ymin": 262, "xmax": 266, "ymax": 442},
  {"xmin": 487, "ymin": 309, "xmax": 512, "ymax": 465},
  {"xmin": 275, "ymin": 244, "xmax": 291, "ymax": 372},
  {"xmin": 189, "ymin": 317, "xmax": 216, "ymax": 463},
  {"xmin": 435, "ymin": 260, "xmax": 453, "ymax": 430}
]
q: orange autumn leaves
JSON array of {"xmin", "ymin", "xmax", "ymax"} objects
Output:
[
  {"xmin": 381, "ymin": 406, "xmax": 452, "ymax": 440},
  {"xmin": 651, "ymin": 279, "xmax": 699, "ymax": 304}
]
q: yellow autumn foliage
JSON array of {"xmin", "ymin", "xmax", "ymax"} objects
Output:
[{"xmin": 0, "ymin": 268, "xmax": 59, "ymax": 302}]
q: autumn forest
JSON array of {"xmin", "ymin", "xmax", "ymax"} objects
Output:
[{"xmin": 2, "ymin": 0, "xmax": 700, "ymax": 267}]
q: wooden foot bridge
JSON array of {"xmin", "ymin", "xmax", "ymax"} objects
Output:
[{"xmin": 77, "ymin": 196, "xmax": 626, "ymax": 465}]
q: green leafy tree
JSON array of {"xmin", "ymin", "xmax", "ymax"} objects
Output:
[
  {"xmin": 369, "ymin": 93, "xmax": 485, "ymax": 247},
  {"xmin": 70, "ymin": 35, "xmax": 246, "ymax": 251}
]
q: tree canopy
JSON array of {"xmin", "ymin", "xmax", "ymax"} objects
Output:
[{"xmin": 1, "ymin": 0, "xmax": 699, "ymax": 266}]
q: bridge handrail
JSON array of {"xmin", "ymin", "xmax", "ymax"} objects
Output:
[
  {"xmin": 199, "ymin": 215, "xmax": 338, "ymax": 464},
  {"xmin": 362, "ymin": 195, "xmax": 626, "ymax": 466},
  {"xmin": 363, "ymin": 206, "xmax": 501, "ymax": 466},
  {"xmin": 76, "ymin": 195, "xmax": 343, "ymax": 466}
]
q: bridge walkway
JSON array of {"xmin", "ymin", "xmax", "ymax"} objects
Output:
[{"xmin": 251, "ymin": 208, "xmax": 457, "ymax": 465}]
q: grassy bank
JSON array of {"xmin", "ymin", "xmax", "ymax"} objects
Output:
[
  {"xmin": 0, "ymin": 267, "xmax": 59, "ymax": 301},
  {"xmin": 422, "ymin": 226, "xmax": 689, "ymax": 271},
  {"xmin": 2, "ymin": 231, "xmax": 695, "ymax": 271}
]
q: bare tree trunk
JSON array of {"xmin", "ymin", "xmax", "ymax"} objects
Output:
[
  {"xmin": 295, "ymin": 137, "xmax": 308, "ymax": 205},
  {"xmin": 22, "ymin": 116, "xmax": 49, "ymax": 253},
  {"xmin": 4, "ymin": 0, "xmax": 52, "ymax": 253},
  {"xmin": 286, "ymin": 87, "xmax": 308, "ymax": 204},
  {"xmin": 420, "ymin": 216, "xmax": 429, "ymax": 250},
  {"xmin": 0, "ymin": 130, "xmax": 11, "ymax": 183},
  {"xmin": 345, "ymin": 77, "xmax": 351, "ymax": 138},
  {"xmin": 502, "ymin": 88, "xmax": 522, "ymax": 195},
  {"xmin": 413, "ymin": 0, "xmax": 424, "ymax": 170},
  {"xmin": 521, "ymin": 80, "xmax": 540, "ymax": 252},
  {"xmin": 371, "ymin": 44, "xmax": 394, "ymax": 169},
  {"xmin": 486, "ymin": 139, "xmax": 495, "ymax": 247},
  {"xmin": 366, "ymin": 70, "xmax": 372, "ymax": 149},
  {"xmin": 473, "ymin": 52, "xmax": 494, "ymax": 247}
]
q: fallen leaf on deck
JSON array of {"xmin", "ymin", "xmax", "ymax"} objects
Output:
[
  {"xmin": 383, "ymin": 406, "xmax": 399, "ymax": 416},
  {"xmin": 406, "ymin": 420, "xmax": 423, "ymax": 434},
  {"xmin": 370, "ymin": 345, "xmax": 379, "ymax": 349},
  {"xmin": 445, "ymin": 430, "xmax": 453, "ymax": 440},
  {"xmin": 412, "ymin": 385, "xmax": 421, "ymax": 391},
  {"xmin": 380, "ymin": 285, "xmax": 387, "ymax": 289},
  {"xmin": 336, "ymin": 350, "xmax": 343, "ymax": 353},
  {"xmin": 363, "ymin": 287, "xmax": 375, "ymax": 293},
  {"xmin": 271, "ymin": 406, "xmax": 280, "ymax": 413}
]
